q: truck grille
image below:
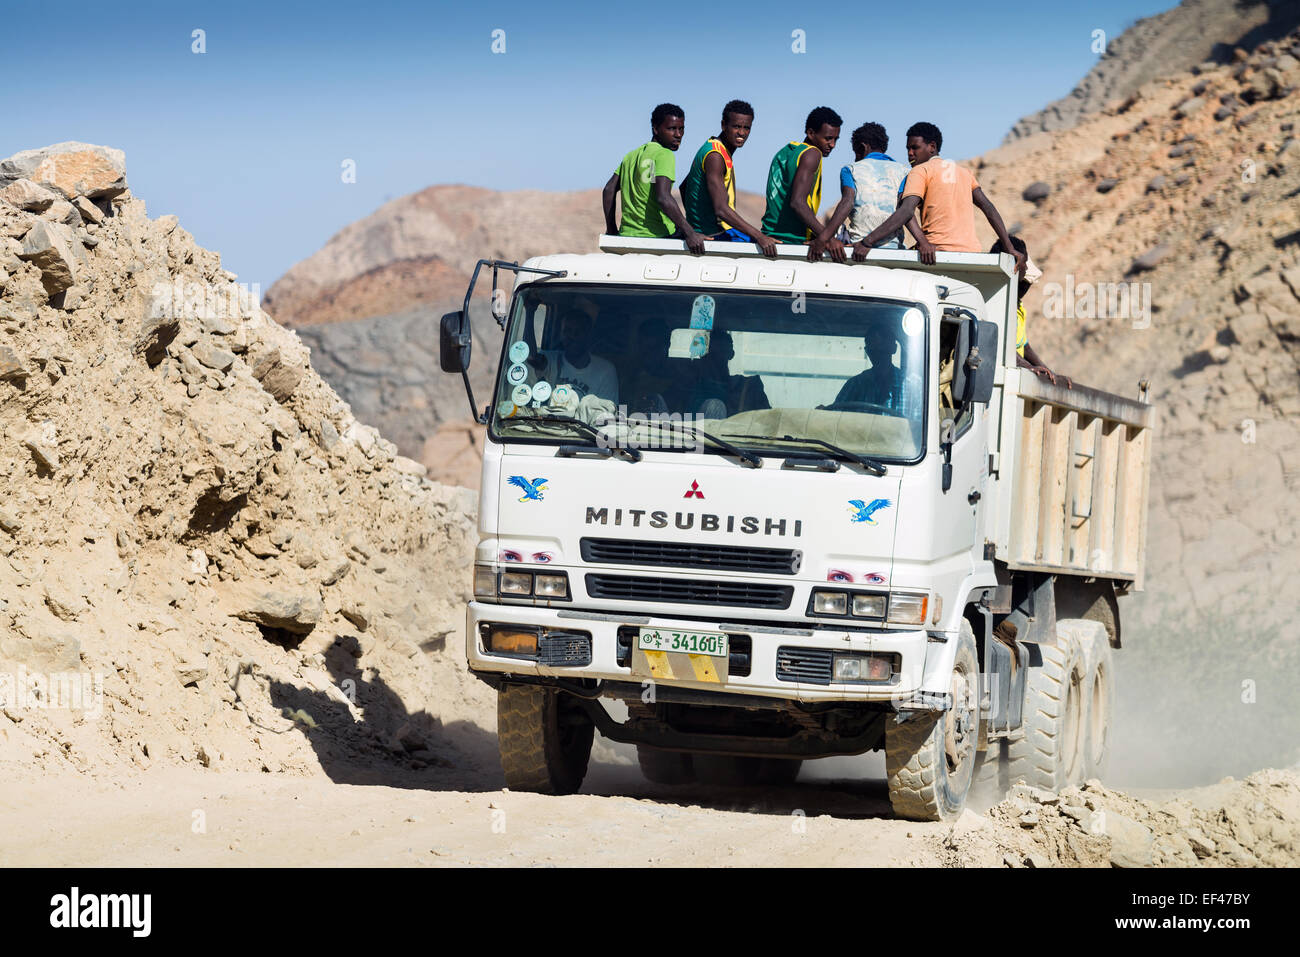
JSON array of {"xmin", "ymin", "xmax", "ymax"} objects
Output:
[
  {"xmin": 585, "ymin": 573, "xmax": 793, "ymax": 609},
  {"xmin": 581, "ymin": 538, "xmax": 801, "ymax": 575},
  {"xmin": 775, "ymin": 647, "xmax": 834, "ymax": 684},
  {"xmin": 537, "ymin": 632, "xmax": 592, "ymax": 667}
]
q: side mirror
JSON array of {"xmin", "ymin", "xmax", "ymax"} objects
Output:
[
  {"xmin": 953, "ymin": 318, "xmax": 998, "ymax": 404},
  {"xmin": 440, "ymin": 311, "xmax": 472, "ymax": 373}
]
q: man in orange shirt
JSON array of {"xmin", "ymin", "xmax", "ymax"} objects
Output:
[{"xmin": 852, "ymin": 122, "xmax": 1025, "ymax": 274}]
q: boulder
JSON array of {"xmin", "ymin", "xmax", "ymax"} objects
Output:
[
  {"xmin": 1173, "ymin": 96, "xmax": 1204, "ymax": 118},
  {"xmin": 0, "ymin": 344, "xmax": 26, "ymax": 382},
  {"xmin": 1130, "ymin": 243, "xmax": 1171, "ymax": 273},
  {"xmin": 232, "ymin": 588, "xmax": 324, "ymax": 635},
  {"xmin": 1096, "ymin": 177, "xmax": 1119, "ymax": 193},
  {"xmin": 17, "ymin": 220, "xmax": 85, "ymax": 295},
  {"xmin": 1021, "ymin": 181, "xmax": 1051, "ymax": 203},
  {"xmin": 0, "ymin": 179, "xmax": 60, "ymax": 212},
  {"xmin": 0, "ymin": 142, "xmax": 127, "ymax": 200}
]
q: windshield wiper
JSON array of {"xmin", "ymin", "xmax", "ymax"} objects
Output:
[
  {"xmin": 515, "ymin": 414, "xmax": 642, "ymax": 462},
  {"xmin": 721, "ymin": 433, "xmax": 887, "ymax": 476},
  {"xmin": 631, "ymin": 420, "xmax": 762, "ymax": 468}
]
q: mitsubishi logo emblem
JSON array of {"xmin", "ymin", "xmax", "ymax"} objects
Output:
[{"xmin": 683, "ymin": 480, "xmax": 704, "ymax": 499}]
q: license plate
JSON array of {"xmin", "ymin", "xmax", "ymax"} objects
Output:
[{"xmin": 637, "ymin": 628, "xmax": 728, "ymax": 657}]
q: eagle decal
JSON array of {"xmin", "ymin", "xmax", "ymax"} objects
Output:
[
  {"xmin": 507, "ymin": 475, "xmax": 548, "ymax": 502},
  {"xmin": 848, "ymin": 498, "xmax": 892, "ymax": 525}
]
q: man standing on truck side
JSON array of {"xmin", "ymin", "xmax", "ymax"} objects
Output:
[
  {"xmin": 603, "ymin": 103, "xmax": 706, "ymax": 254},
  {"xmin": 852, "ymin": 121, "xmax": 1025, "ymax": 275},
  {"xmin": 813, "ymin": 121, "xmax": 922, "ymax": 254},
  {"xmin": 760, "ymin": 106, "xmax": 844, "ymax": 261},
  {"xmin": 678, "ymin": 100, "xmax": 779, "ymax": 257},
  {"xmin": 990, "ymin": 235, "xmax": 1072, "ymax": 388}
]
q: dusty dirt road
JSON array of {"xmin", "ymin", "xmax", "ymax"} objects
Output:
[{"xmin": 0, "ymin": 753, "xmax": 951, "ymax": 867}]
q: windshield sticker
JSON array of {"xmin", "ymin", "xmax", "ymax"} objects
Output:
[
  {"xmin": 507, "ymin": 475, "xmax": 548, "ymax": 502},
  {"xmin": 552, "ymin": 383, "xmax": 574, "ymax": 405},
  {"xmin": 506, "ymin": 362, "xmax": 528, "ymax": 385},
  {"xmin": 511, "ymin": 383, "xmax": 533, "ymax": 405},
  {"xmin": 848, "ymin": 498, "xmax": 892, "ymax": 525},
  {"xmin": 532, "ymin": 380, "xmax": 553, "ymax": 403},
  {"xmin": 902, "ymin": 308, "xmax": 923, "ymax": 337},
  {"xmin": 508, "ymin": 340, "xmax": 530, "ymax": 363},
  {"xmin": 690, "ymin": 294, "xmax": 716, "ymax": 330},
  {"xmin": 496, "ymin": 399, "xmax": 518, "ymax": 419}
]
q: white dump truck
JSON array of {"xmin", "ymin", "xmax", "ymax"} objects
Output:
[{"xmin": 439, "ymin": 236, "xmax": 1154, "ymax": 820}]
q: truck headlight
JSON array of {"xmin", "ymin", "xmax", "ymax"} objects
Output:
[
  {"xmin": 888, "ymin": 592, "xmax": 928, "ymax": 625},
  {"xmin": 534, "ymin": 574, "xmax": 568, "ymax": 598},
  {"xmin": 500, "ymin": 571, "xmax": 534, "ymax": 595},
  {"xmin": 812, "ymin": 591, "xmax": 848, "ymax": 615},
  {"xmin": 833, "ymin": 654, "xmax": 893, "ymax": 682},
  {"xmin": 851, "ymin": 594, "xmax": 887, "ymax": 618},
  {"xmin": 474, "ymin": 564, "xmax": 497, "ymax": 598}
]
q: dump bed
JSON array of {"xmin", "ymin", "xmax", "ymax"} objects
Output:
[{"xmin": 993, "ymin": 371, "xmax": 1154, "ymax": 588}]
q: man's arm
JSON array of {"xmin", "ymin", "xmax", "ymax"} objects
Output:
[
  {"xmin": 653, "ymin": 176, "xmax": 705, "ymax": 254},
  {"xmin": 903, "ymin": 216, "xmax": 936, "ymax": 264},
  {"xmin": 972, "ymin": 187, "xmax": 1025, "ymax": 274},
  {"xmin": 602, "ymin": 173, "xmax": 620, "ymax": 235},
  {"xmin": 1017, "ymin": 343, "xmax": 1071, "ymax": 388},
  {"xmin": 809, "ymin": 181, "xmax": 853, "ymax": 263},
  {"xmin": 853, "ymin": 195, "xmax": 921, "ymax": 260},
  {"xmin": 786, "ymin": 148, "xmax": 829, "ymax": 240},
  {"xmin": 703, "ymin": 152, "xmax": 777, "ymax": 257}
]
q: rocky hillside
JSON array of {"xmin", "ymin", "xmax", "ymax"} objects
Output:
[
  {"xmin": 1005, "ymin": 0, "xmax": 1300, "ymax": 141},
  {"xmin": 973, "ymin": 30, "xmax": 1300, "ymax": 784},
  {"xmin": 0, "ymin": 144, "xmax": 493, "ymax": 782}
]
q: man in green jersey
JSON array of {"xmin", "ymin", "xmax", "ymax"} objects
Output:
[
  {"xmin": 603, "ymin": 103, "xmax": 705, "ymax": 253},
  {"xmin": 678, "ymin": 99, "xmax": 778, "ymax": 257},
  {"xmin": 761, "ymin": 106, "xmax": 843, "ymax": 261}
]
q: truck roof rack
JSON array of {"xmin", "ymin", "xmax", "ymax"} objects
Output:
[{"xmin": 597, "ymin": 234, "xmax": 1013, "ymax": 275}]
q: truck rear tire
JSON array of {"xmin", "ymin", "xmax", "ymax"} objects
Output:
[
  {"xmin": 1077, "ymin": 620, "xmax": 1114, "ymax": 781},
  {"xmin": 497, "ymin": 685, "xmax": 593, "ymax": 795},
  {"xmin": 1006, "ymin": 623, "xmax": 1088, "ymax": 792},
  {"xmin": 886, "ymin": 622, "xmax": 980, "ymax": 821},
  {"xmin": 637, "ymin": 746, "xmax": 695, "ymax": 785}
]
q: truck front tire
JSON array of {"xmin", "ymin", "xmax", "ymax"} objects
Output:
[
  {"xmin": 497, "ymin": 685, "xmax": 593, "ymax": 795},
  {"xmin": 1077, "ymin": 620, "xmax": 1114, "ymax": 780},
  {"xmin": 886, "ymin": 622, "xmax": 980, "ymax": 821}
]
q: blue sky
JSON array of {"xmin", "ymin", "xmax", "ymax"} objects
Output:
[{"xmin": 3, "ymin": 0, "xmax": 1172, "ymax": 289}]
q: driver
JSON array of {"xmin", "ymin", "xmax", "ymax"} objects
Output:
[
  {"xmin": 828, "ymin": 323, "xmax": 915, "ymax": 415},
  {"xmin": 538, "ymin": 299, "xmax": 619, "ymax": 404}
]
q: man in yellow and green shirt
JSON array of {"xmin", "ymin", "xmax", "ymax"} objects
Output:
[
  {"xmin": 991, "ymin": 235, "xmax": 1070, "ymax": 387},
  {"xmin": 679, "ymin": 100, "xmax": 777, "ymax": 257},
  {"xmin": 761, "ymin": 106, "xmax": 843, "ymax": 260}
]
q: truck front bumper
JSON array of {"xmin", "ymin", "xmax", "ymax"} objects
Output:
[{"xmin": 467, "ymin": 601, "xmax": 932, "ymax": 705}]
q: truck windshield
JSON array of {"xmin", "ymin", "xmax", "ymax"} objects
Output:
[{"xmin": 490, "ymin": 283, "xmax": 927, "ymax": 461}]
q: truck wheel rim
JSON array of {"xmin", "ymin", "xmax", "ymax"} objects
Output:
[{"xmin": 945, "ymin": 665, "xmax": 976, "ymax": 779}]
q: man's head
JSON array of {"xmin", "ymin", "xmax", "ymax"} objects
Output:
[
  {"xmin": 990, "ymin": 236, "xmax": 1038, "ymax": 298},
  {"xmin": 804, "ymin": 106, "xmax": 843, "ymax": 156},
  {"xmin": 719, "ymin": 100, "xmax": 754, "ymax": 153},
  {"xmin": 863, "ymin": 324, "xmax": 897, "ymax": 368},
  {"xmin": 560, "ymin": 301, "xmax": 598, "ymax": 356},
  {"xmin": 851, "ymin": 122, "xmax": 889, "ymax": 160},
  {"xmin": 651, "ymin": 103, "xmax": 686, "ymax": 151},
  {"xmin": 705, "ymin": 329, "xmax": 735, "ymax": 369},
  {"xmin": 905, "ymin": 121, "xmax": 943, "ymax": 166}
]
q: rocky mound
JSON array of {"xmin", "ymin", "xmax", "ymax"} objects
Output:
[
  {"xmin": 0, "ymin": 144, "xmax": 493, "ymax": 782},
  {"xmin": 944, "ymin": 770, "xmax": 1300, "ymax": 867},
  {"xmin": 1005, "ymin": 0, "xmax": 1300, "ymax": 141}
]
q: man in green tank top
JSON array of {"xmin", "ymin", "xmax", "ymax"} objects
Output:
[{"xmin": 761, "ymin": 106, "xmax": 843, "ymax": 260}]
